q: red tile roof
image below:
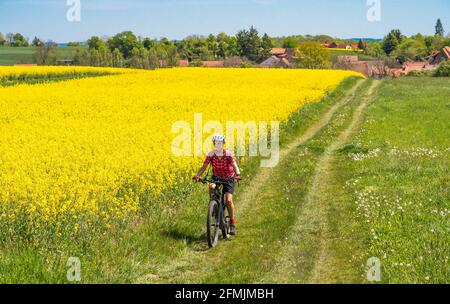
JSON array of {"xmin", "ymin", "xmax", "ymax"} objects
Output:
[
  {"xmin": 430, "ymin": 51, "xmax": 440, "ymax": 57},
  {"xmin": 270, "ymin": 48, "xmax": 287, "ymax": 56},
  {"xmin": 323, "ymin": 42, "xmax": 338, "ymax": 48},
  {"xmin": 443, "ymin": 46, "xmax": 450, "ymax": 59}
]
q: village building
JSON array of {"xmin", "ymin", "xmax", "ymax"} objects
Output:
[
  {"xmin": 260, "ymin": 56, "xmax": 290, "ymax": 68},
  {"xmin": 323, "ymin": 41, "xmax": 338, "ymax": 48},
  {"xmin": 429, "ymin": 46, "xmax": 450, "ymax": 65},
  {"xmin": 260, "ymin": 48, "xmax": 294, "ymax": 68},
  {"xmin": 335, "ymin": 55, "xmax": 438, "ymax": 78},
  {"xmin": 179, "ymin": 59, "xmax": 189, "ymax": 67},
  {"xmin": 57, "ymin": 59, "xmax": 74, "ymax": 66},
  {"xmin": 201, "ymin": 60, "xmax": 225, "ymax": 68}
]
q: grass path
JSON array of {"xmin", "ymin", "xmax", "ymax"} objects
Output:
[
  {"xmin": 236, "ymin": 78, "xmax": 365, "ymax": 220},
  {"xmin": 309, "ymin": 80, "xmax": 381, "ymax": 282},
  {"xmin": 309, "ymin": 80, "xmax": 380, "ymax": 282},
  {"xmin": 262, "ymin": 80, "xmax": 380, "ymax": 283},
  {"xmin": 142, "ymin": 78, "xmax": 366, "ymax": 283}
]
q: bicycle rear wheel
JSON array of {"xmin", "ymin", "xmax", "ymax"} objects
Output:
[{"xmin": 206, "ymin": 200, "xmax": 220, "ymax": 248}]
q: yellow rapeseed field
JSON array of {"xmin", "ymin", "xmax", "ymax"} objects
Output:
[{"xmin": 0, "ymin": 67, "xmax": 363, "ymax": 232}]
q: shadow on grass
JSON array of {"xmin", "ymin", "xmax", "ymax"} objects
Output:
[{"xmin": 161, "ymin": 228, "xmax": 210, "ymax": 252}]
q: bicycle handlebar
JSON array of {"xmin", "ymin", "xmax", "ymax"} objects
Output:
[
  {"xmin": 197, "ymin": 177, "xmax": 241, "ymax": 185},
  {"xmin": 200, "ymin": 178, "xmax": 229, "ymax": 185}
]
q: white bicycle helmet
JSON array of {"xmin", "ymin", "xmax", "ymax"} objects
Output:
[{"xmin": 212, "ymin": 134, "xmax": 226, "ymax": 143}]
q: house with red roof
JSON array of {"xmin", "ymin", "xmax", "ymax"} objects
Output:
[
  {"xmin": 323, "ymin": 41, "xmax": 338, "ymax": 48},
  {"xmin": 429, "ymin": 46, "xmax": 450, "ymax": 65},
  {"xmin": 260, "ymin": 48, "xmax": 295, "ymax": 68}
]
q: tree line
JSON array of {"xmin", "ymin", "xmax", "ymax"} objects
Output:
[
  {"xmin": 362, "ymin": 19, "xmax": 449, "ymax": 64},
  {"xmin": 20, "ymin": 27, "xmax": 274, "ymax": 68}
]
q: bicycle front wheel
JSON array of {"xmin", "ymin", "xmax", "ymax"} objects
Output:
[{"xmin": 206, "ymin": 200, "xmax": 220, "ymax": 248}]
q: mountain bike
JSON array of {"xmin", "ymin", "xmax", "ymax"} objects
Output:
[{"xmin": 198, "ymin": 177, "xmax": 233, "ymax": 248}]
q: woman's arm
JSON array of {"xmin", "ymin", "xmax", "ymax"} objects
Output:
[
  {"xmin": 196, "ymin": 163, "xmax": 209, "ymax": 177},
  {"xmin": 233, "ymin": 160, "xmax": 241, "ymax": 176}
]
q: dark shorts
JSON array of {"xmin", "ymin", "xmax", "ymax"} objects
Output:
[{"xmin": 212, "ymin": 176, "xmax": 236, "ymax": 195}]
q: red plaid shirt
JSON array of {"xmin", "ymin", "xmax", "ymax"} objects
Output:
[{"xmin": 203, "ymin": 149, "xmax": 236, "ymax": 179}]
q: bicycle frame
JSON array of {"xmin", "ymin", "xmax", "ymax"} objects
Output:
[{"xmin": 203, "ymin": 178, "xmax": 228, "ymax": 229}]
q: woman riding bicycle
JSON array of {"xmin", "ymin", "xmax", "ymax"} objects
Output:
[{"xmin": 193, "ymin": 134, "xmax": 241, "ymax": 236}]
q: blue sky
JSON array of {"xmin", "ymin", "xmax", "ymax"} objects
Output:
[{"xmin": 1, "ymin": 0, "xmax": 449, "ymax": 42}]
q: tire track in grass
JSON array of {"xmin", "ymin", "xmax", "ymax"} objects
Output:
[
  {"xmin": 143, "ymin": 79, "xmax": 365, "ymax": 283},
  {"xmin": 270, "ymin": 80, "xmax": 380, "ymax": 283}
]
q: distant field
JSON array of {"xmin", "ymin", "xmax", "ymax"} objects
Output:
[{"xmin": 0, "ymin": 46, "xmax": 78, "ymax": 65}]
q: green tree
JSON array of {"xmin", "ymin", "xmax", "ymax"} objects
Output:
[
  {"xmin": 34, "ymin": 44, "xmax": 57, "ymax": 65},
  {"xmin": 260, "ymin": 33, "xmax": 274, "ymax": 61},
  {"xmin": 89, "ymin": 48, "xmax": 101, "ymax": 66},
  {"xmin": 434, "ymin": 60, "xmax": 450, "ymax": 77},
  {"xmin": 184, "ymin": 36, "xmax": 210, "ymax": 61},
  {"xmin": 129, "ymin": 47, "xmax": 142, "ymax": 68},
  {"xmin": 393, "ymin": 38, "xmax": 427, "ymax": 63},
  {"xmin": 358, "ymin": 39, "xmax": 366, "ymax": 50},
  {"xmin": 364, "ymin": 42, "xmax": 384, "ymax": 58},
  {"xmin": 382, "ymin": 32, "xmax": 399, "ymax": 55},
  {"xmin": 11, "ymin": 33, "xmax": 29, "ymax": 47},
  {"xmin": 87, "ymin": 36, "xmax": 105, "ymax": 50},
  {"xmin": 98, "ymin": 45, "xmax": 112, "ymax": 67},
  {"xmin": 0, "ymin": 33, "xmax": 5, "ymax": 46},
  {"xmin": 435, "ymin": 18, "xmax": 444, "ymax": 36},
  {"xmin": 391, "ymin": 29, "xmax": 404, "ymax": 44},
  {"xmin": 107, "ymin": 31, "xmax": 139, "ymax": 59},
  {"xmin": 156, "ymin": 46, "xmax": 168, "ymax": 68},
  {"xmin": 139, "ymin": 48, "xmax": 151, "ymax": 69},
  {"xmin": 215, "ymin": 32, "xmax": 230, "ymax": 59},
  {"xmin": 206, "ymin": 34, "xmax": 220, "ymax": 59},
  {"xmin": 295, "ymin": 42, "xmax": 330, "ymax": 69},
  {"xmin": 32, "ymin": 36, "xmax": 43, "ymax": 47},
  {"xmin": 236, "ymin": 26, "xmax": 261, "ymax": 62},
  {"xmin": 226, "ymin": 36, "xmax": 239, "ymax": 57},
  {"xmin": 159, "ymin": 37, "xmax": 171, "ymax": 47},
  {"xmin": 67, "ymin": 42, "xmax": 81, "ymax": 47},
  {"xmin": 282, "ymin": 36, "xmax": 298, "ymax": 49},
  {"xmin": 112, "ymin": 48, "xmax": 124, "ymax": 67},
  {"xmin": 73, "ymin": 46, "xmax": 90, "ymax": 65},
  {"xmin": 148, "ymin": 47, "xmax": 159, "ymax": 69},
  {"xmin": 166, "ymin": 45, "xmax": 179, "ymax": 67},
  {"xmin": 6, "ymin": 33, "xmax": 14, "ymax": 45},
  {"xmin": 143, "ymin": 38, "xmax": 157, "ymax": 50}
]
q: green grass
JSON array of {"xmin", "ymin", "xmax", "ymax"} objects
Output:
[
  {"xmin": 0, "ymin": 46, "xmax": 78, "ymax": 66},
  {"xmin": 335, "ymin": 77, "xmax": 450, "ymax": 283},
  {"xmin": 0, "ymin": 71, "xmax": 115, "ymax": 86}
]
